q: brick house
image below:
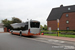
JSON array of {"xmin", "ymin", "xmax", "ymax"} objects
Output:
[{"xmin": 47, "ymin": 5, "xmax": 75, "ymax": 30}]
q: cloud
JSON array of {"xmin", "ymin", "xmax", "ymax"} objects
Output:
[{"xmin": 0, "ymin": 0, "xmax": 75, "ymax": 25}]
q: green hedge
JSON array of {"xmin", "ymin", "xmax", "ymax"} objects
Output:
[{"xmin": 41, "ymin": 30, "xmax": 75, "ymax": 33}]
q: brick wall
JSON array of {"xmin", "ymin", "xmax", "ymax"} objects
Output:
[
  {"xmin": 47, "ymin": 12, "xmax": 75, "ymax": 30},
  {"xmin": 4, "ymin": 27, "xmax": 7, "ymax": 32},
  {"xmin": 47, "ymin": 20, "xmax": 57, "ymax": 30}
]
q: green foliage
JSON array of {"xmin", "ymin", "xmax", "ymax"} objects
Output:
[
  {"xmin": 41, "ymin": 30, "xmax": 57, "ymax": 33},
  {"xmin": 43, "ymin": 25, "xmax": 47, "ymax": 30},
  {"xmin": 12, "ymin": 17, "xmax": 22, "ymax": 23},
  {"xmin": 40, "ymin": 25, "xmax": 47, "ymax": 30},
  {"xmin": 41, "ymin": 30, "xmax": 75, "ymax": 35},
  {"xmin": 1, "ymin": 17, "xmax": 22, "ymax": 30},
  {"xmin": 41, "ymin": 30, "xmax": 50, "ymax": 33},
  {"xmin": 44, "ymin": 33, "xmax": 75, "ymax": 38},
  {"xmin": 2, "ymin": 19, "xmax": 12, "ymax": 29},
  {"xmin": 40, "ymin": 25, "xmax": 43, "ymax": 30}
]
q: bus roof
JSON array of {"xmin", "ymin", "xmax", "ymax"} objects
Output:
[
  {"xmin": 10, "ymin": 23, "xmax": 27, "ymax": 28},
  {"xmin": 10, "ymin": 20, "xmax": 40, "ymax": 28},
  {"xmin": 30, "ymin": 20, "xmax": 40, "ymax": 22}
]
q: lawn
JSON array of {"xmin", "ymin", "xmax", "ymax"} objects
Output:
[{"xmin": 44, "ymin": 33, "xmax": 75, "ymax": 38}]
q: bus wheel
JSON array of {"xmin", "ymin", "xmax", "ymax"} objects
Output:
[
  {"xmin": 11, "ymin": 31, "xmax": 13, "ymax": 34},
  {"xmin": 20, "ymin": 32, "xmax": 22, "ymax": 36}
]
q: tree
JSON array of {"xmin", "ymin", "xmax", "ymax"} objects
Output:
[
  {"xmin": 40, "ymin": 25, "xmax": 47, "ymax": 30},
  {"xmin": 2, "ymin": 19, "xmax": 12, "ymax": 30},
  {"xmin": 1, "ymin": 17, "xmax": 22, "ymax": 31},
  {"xmin": 12, "ymin": 17, "xmax": 22, "ymax": 23},
  {"xmin": 40, "ymin": 25, "xmax": 43, "ymax": 30},
  {"xmin": 43, "ymin": 25, "xmax": 47, "ymax": 30}
]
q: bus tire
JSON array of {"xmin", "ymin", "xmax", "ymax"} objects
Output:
[
  {"xmin": 11, "ymin": 31, "xmax": 13, "ymax": 34},
  {"xmin": 20, "ymin": 32, "xmax": 22, "ymax": 36}
]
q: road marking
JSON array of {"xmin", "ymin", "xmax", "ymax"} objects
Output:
[
  {"xmin": 26, "ymin": 38, "xmax": 75, "ymax": 48},
  {"xmin": 48, "ymin": 39, "xmax": 65, "ymax": 43},
  {"xmin": 21, "ymin": 37, "xmax": 75, "ymax": 49},
  {"xmin": 37, "ymin": 37, "xmax": 75, "ymax": 45}
]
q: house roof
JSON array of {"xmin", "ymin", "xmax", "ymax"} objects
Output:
[{"xmin": 47, "ymin": 5, "xmax": 75, "ymax": 21}]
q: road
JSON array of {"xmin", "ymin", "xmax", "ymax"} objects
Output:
[{"xmin": 0, "ymin": 33, "xmax": 75, "ymax": 50}]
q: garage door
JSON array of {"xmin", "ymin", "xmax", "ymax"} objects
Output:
[{"xmin": 0, "ymin": 28, "xmax": 4, "ymax": 32}]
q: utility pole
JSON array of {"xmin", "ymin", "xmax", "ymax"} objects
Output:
[{"xmin": 57, "ymin": 19, "xmax": 59, "ymax": 36}]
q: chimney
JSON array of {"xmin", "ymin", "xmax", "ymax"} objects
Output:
[{"xmin": 60, "ymin": 5, "xmax": 63, "ymax": 7}]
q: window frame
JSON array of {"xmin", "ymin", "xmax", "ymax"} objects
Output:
[
  {"xmin": 30, "ymin": 22, "xmax": 40, "ymax": 28},
  {"xmin": 68, "ymin": 7, "xmax": 71, "ymax": 10},
  {"xmin": 66, "ymin": 14, "xmax": 68, "ymax": 17},
  {"xmin": 66, "ymin": 20, "xmax": 69, "ymax": 24},
  {"xmin": 66, "ymin": 27, "xmax": 69, "ymax": 30}
]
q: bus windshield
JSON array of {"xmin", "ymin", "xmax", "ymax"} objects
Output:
[{"xmin": 30, "ymin": 22, "xmax": 40, "ymax": 28}]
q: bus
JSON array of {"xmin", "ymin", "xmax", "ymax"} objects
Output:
[{"xmin": 10, "ymin": 20, "xmax": 40, "ymax": 36}]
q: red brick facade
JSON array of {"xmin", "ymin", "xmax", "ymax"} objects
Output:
[
  {"xmin": 47, "ymin": 12, "xmax": 75, "ymax": 30},
  {"xmin": 4, "ymin": 27, "xmax": 7, "ymax": 32}
]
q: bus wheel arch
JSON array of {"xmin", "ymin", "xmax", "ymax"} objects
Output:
[
  {"xmin": 11, "ymin": 31, "xmax": 13, "ymax": 34},
  {"xmin": 20, "ymin": 31, "xmax": 22, "ymax": 36}
]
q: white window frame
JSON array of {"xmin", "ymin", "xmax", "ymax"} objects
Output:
[
  {"xmin": 66, "ymin": 20, "xmax": 69, "ymax": 24},
  {"xmin": 68, "ymin": 7, "xmax": 71, "ymax": 10}
]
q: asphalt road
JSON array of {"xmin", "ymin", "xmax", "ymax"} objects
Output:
[{"xmin": 0, "ymin": 33, "xmax": 75, "ymax": 50}]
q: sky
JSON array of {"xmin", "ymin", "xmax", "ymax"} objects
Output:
[{"xmin": 0, "ymin": 0, "xmax": 75, "ymax": 26}]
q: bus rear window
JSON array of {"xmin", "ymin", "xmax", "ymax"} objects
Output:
[{"xmin": 30, "ymin": 22, "xmax": 40, "ymax": 28}]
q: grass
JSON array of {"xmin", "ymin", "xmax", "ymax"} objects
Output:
[
  {"xmin": 41, "ymin": 30, "xmax": 75, "ymax": 33},
  {"xmin": 41, "ymin": 30, "xmax": 75, "ymax": 38},
  {"xmin": 44, "ymin": 33, "xmax": 75, "ymax": 38}
]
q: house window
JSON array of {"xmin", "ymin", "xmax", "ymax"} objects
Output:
[
  {"xmin": 66, "ymin": 20, "xmax": 69, "ymax": 24},
  {"xmin": 68, "ymin": 7, "xmax": 71, "ymax": 10},
  {"xmin": 67, "ymin": 27, "xmax": 69, "ymax": 30},
  {"xmin": 66, "ymin": 14, "xmax": 68, "ymax": 17}
]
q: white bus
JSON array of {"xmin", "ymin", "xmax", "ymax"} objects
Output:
[{"xmin": 10, "ymin": 20, "xmax": 40, "ymax": 36}]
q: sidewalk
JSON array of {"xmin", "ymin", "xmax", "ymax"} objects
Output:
[{"xmin": 39, "ymin": 35, "xmax": 75, "ymax": 42}]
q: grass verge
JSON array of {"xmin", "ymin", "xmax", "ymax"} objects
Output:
[{"xmin": 44, "ymin": 33, "xmax": 75, "ymax": 38}]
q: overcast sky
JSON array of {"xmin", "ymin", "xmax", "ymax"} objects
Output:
[{"xmin": 0, "ymin": 0, "xmax": 75, "ymax": 25}]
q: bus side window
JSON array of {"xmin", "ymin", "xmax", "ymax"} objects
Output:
[
  {"xmin": 24, "ymin": 22, "xmax": 28, "ymax": 30},
  {"xmin": 25, "ymin": 25, "xmax": 28, "ymax": 30}
]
